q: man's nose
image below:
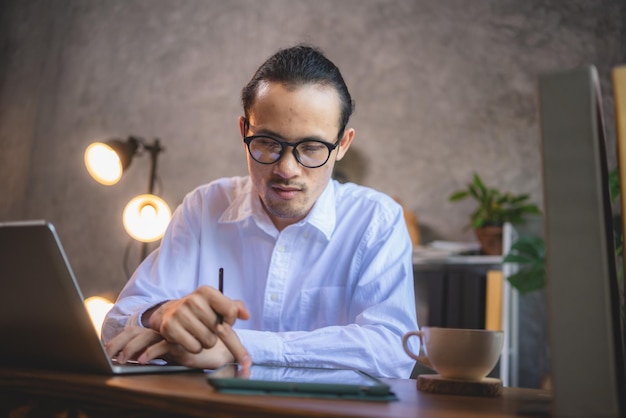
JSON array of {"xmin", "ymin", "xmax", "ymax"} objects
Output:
[{"xmin": 272, "ymin": 148, "xmax": 301, "ymax": 178}]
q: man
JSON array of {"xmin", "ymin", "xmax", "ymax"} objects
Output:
[{"xmin": 103, "ymin": 44, "xmax": 419, "ymax": 378}]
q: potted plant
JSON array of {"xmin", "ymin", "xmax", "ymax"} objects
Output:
[{"xmin": 448, "ymin": 173, "xmax": 541, "ymax": 255}]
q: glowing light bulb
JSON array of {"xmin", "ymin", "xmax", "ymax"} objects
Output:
[
  {"xmin": 84, "ymin": 142, "xmax": 123, "ymax": 185},
  {"xmin": 140, "ymin": 203, "xmax": 157, "ymax": 220},
  {"xmin": 123, "ymin": 194, "xmax": 172, "ymax": 242},
  {"xmin": 84, "ymin": 296, "xmax": 114, "ymax": 339}
]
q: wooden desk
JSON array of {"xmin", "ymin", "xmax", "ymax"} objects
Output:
[{"xmin": 0, "ymin": 367, "xmax": 551, "ymax": 417}]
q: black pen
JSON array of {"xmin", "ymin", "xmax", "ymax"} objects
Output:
[{"xmin": 217, "ymin": 267, "xmax": 224, "ymax": 324}]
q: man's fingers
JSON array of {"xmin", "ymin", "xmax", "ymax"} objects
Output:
[
  {"xmin": 219, "ymin": 299, "xmax": 251, "ymax": 323},
  {"xmin": 234, "ymin": 300, "xmax": 251, "ymax": 321},
  {"xmin": 160, "ymin": 314, "xmax": 218, "ymax": 353},
  {"xmin": 153, "ymin": 286, "xmax": 251, "ymax": 363},
  {"xmin": 105, "ymin": 326, "xmax": 162, "ymax": 363},
  {"xmin": 137, "ymin": 339, "xmax": 170, "ymax": 364},
  {"xmin": 206, "ymin": 295, "xmax": 251, "ymax": 326},
  {"xmin": 215, "ymin": 322, "xmax": 251, "ymax": 368},
  {"xmin": 105, "ymin": 327, "xmax": 138, "ymax": 359}
]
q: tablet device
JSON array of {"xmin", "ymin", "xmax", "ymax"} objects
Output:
[{"xmin": 206, "ymin": 364, "xmax": 397, "ymax": 401}]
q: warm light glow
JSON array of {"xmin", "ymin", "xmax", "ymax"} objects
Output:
[
  {"xmin": 84, "ymin": 142, "xmax": 123, "ymax": 185},
  {"xmin": 123, "ymin": 194, "xmax": 172, "ymax": 242},
  {"xmin": 84, "ymin": 296, "xmax": 114, "ymax": 339}
]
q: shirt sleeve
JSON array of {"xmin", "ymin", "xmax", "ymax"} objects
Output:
[{"xmin": 101, "ymin": 189, "xmax": 204, "ymax": 344}]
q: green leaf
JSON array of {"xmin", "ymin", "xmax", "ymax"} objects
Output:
[
  {"xmin": 507, "ymin": 264, "xmax": 545, "ymax": 294},
  {"xmin": 509, "ymin": 194, "xmax": 530, "ymax": 204},
  {"xmin": 449, "ymin": 191, "xmax": 469, "ymax": 201},
  {"xmin": 468, "ymin": 183, "xmax": 481, "ymax": 200},
  {"xmin": 473, "ymin": 173, "xmax": 486, "ymax": 192},
  {"xmin": 519, "ymin": 204, "xmax": 541, "ymax": 214},
  {"xmin": 503, "ymin": 235, "xmax": 545, "ymax": 294},
  {"xmin": 471, "ymin": 216, "xmax": 485, "ymax": 229},
  {"xmin": 502, "ymin": 253, "xmax": 537, "ymax": 264},
  {"xmin": 609, "ymin": 168, "xmax": 621, "ymax": 202},
  {"xmin": 508, "ymin": 236, "xmax": 545, "ymax": 259}
]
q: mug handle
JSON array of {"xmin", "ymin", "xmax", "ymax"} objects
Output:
[{"xmin": 402, "ymin": 330, "xmax": 433, "ymax": 370}]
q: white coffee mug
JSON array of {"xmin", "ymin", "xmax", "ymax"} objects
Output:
[{"xmin": 402, "ymin": 327, "xmax": 504, "ymax": 381}]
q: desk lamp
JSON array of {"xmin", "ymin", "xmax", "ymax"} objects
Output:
[{"xmin": 84, "ymin": 136, "xmax": 172, "ymax": 260}]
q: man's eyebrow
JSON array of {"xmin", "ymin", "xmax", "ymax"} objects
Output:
[
  {"xmin": 250, "ymin": 128, "xmax": 330, "ymax": 143},
  {"xmin": 250, "ymin": 127, "xmax": 284, "ymax": 138}
]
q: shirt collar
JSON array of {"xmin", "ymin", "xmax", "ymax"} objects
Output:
[
  {"xmin": 218, "ymin": 178, "xmax": 255, "ymax": 223},
  {"xmin": 304, "ymin": 180, "xmax": 336, "ymax": 240},
  {"xmin": 219, "ymin": 177, "xmax": 337, "ymax": 241}
]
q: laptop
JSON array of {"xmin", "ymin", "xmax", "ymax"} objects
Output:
[{"xmin": 0, "ymin": 219, "xmax": 193, "ymax": 374}]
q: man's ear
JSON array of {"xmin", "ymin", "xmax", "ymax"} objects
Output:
[
  {"xmin": 238, "ymin": 116, "xmax": 247, "ymax": 138},
  {"xmin": 336, "ymin": 128, "xmax": 355, "ymax": 161}
]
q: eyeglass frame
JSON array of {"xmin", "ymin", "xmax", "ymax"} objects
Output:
[{"xmin": 242, "ymin": 118, "xmax": 342, "ymax": 169}]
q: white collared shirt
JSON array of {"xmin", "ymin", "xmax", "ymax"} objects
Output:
[{"xmin": 103, "ymin": 176, "xmax": 419, "ymax": 378}]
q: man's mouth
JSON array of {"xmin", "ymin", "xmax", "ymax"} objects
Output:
[{"xmin": 270, "ymin": 182, "xmax": 304, "ymax": 200}]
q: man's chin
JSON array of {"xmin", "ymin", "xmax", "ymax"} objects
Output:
[{"xmin": 264, "ymin": 201, "xmax": 308, "ymax": 221}]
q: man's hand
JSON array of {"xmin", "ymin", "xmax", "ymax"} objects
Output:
[
  {"xmin": 104, "ymin": 325, "xmax": 243, "ymax": 369},
  {"xmin": 104, "ymin": 326, "xmax": 163, "ymax": 364},
  {"xmin": 144, "ymin": 286, "xmax": 252, "ymax": 368},
  {"xmin": 137, "ymin": 330, "xmax": 239, "ymax": 369}
]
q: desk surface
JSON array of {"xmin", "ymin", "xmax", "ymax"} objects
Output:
[{"xmin": 0, "ymin": 367, "xmax": 552, "ymax": 418}]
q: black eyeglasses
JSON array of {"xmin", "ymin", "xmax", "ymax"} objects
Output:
[{"xmin": 243, "ymin": 119, "xmax": 341, "ymax": 169}]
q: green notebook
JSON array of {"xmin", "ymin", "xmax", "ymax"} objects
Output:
[{"xmin": 206, "ymin": 364, "xmax": 397, "ymax": 402}]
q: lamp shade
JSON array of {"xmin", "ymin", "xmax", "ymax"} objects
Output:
[
  {"xmin": 122, "ymin": 194, "xmax": 172, "ymax": 242},
  {"xmin": 84, "ymin": 138, "xmax": 138, "ymax": 185}
]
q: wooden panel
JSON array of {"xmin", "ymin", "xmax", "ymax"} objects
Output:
[
  {"xmin": 484, "ymin": 270, "xmax": 503, "ymax": 331},
  {"xmin": 613, "ymin": 65, "xmax": 626, "ymax": 273}
]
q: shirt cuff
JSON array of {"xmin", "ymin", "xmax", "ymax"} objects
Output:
[
  {"xmin": 128, "ymin": 300, "xmax": 171, "ymax": 329},
  {"xmin": 235, "ymin": 329, "xmax": 284, "ymax": 365}
]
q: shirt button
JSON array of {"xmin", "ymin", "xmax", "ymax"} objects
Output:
[
  {"xmin": 270, "ymin": 293, "xmax": 279, "ymax": 302},
  {"xmin": 278, "ymin": 245, "xmax": 286, "ymax": 253}
]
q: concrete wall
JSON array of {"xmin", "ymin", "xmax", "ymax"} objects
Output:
[{"xmin": 1, "ymin": 0, "xmax": 624, "ymax": 299}]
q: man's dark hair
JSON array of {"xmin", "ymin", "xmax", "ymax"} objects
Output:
[{"xmin": 242, "ymin": 44, "xmax": 355, "ymax": 137}]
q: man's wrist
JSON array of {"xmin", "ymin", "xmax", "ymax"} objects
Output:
[{"xmin": 140, "ymin": 300, "xmax": 169, "ymax": 329}]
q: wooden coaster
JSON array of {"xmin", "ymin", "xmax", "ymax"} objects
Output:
[{"xmin": 417, "ymin": 374, "xmax": 503, "ymax": 397}]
